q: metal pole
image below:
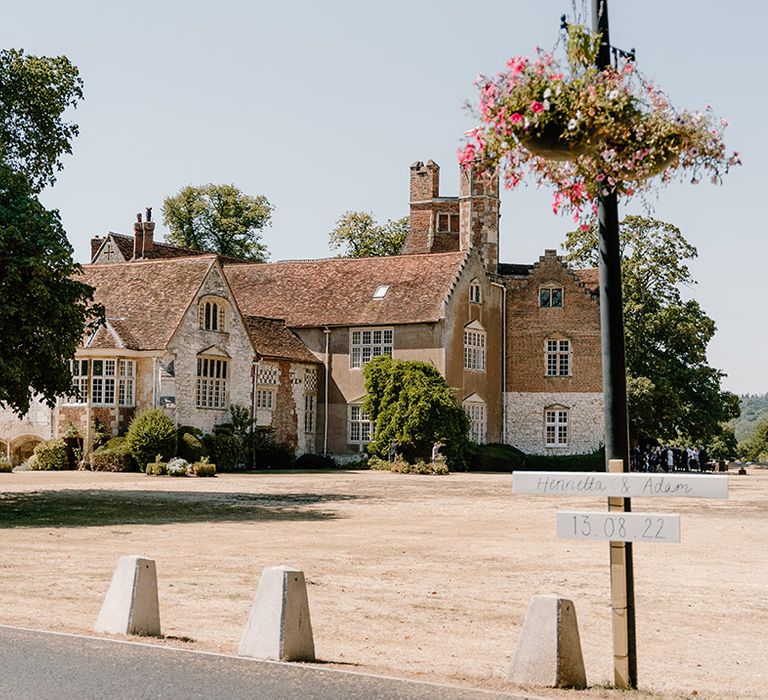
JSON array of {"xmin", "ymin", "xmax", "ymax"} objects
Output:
[{"xmin": 591, "ymin": 0, "xmax": 637, "ymax": 689}]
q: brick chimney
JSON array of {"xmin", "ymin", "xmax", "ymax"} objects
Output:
[
  {"xmin": 90, "ymin": 236, "xmax": 104, "ymax": 262},
  {"xmin": 409, "ymin": 159, "xmax": 440, "ymax": 202},
  {"xmin": 133, "ymin": 212, "xmax": 144, "ymax": 259},
  {"xmin": 142, "ymin": 207, "xmax": 155, "ymax": 253},
  {"xmin": 459, "ymin": 164, "xmax": 500, "ymax": 274}
]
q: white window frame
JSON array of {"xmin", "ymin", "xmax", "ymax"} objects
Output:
[
  {"xmin": 469, "ymin": 280, "xmax": 482, "ymax": 304},
  {"xmin": 436, "ymin": 211, "xmax": 460, "ymax": 233},
  {"xmin": 545, "ymin": 408, "xmax": 569, "ymax": 447},
  {"xmin": 255, "ymin": 388, "xmax": 274, "ymax": 410},
  {"xmin": 540, "ymin": 285, "xmax": 564, "ymax": 308},
  {"xmin": 118, "ymin": 359, "xmax": 136, "ymax": 407},
  {"xmin": 464, "ymin": 325, "xmax": 487, "ymax": 372},
  {"xmin": 304, "ymin": 393, "xmax": 316, "ymax": 434},
  {"xmin": 463, "ymin": 399, "xmax": 487, "ymax": 444},
  {"xmin": 67, "ymin": 359, "xmax": 89, "ymax": 405},
  {"xmin": 350, "ymin": 328, "xmax": 393, "ymax": 369},
  {"xmin": 196, "ymin": 356, "xmax": 228, "ymax": 409},
  {"xmin": 91, "ymin": 359, "xmax": 116, "ymax": 406},
  {"xmin": 545, "ymin": 338, "xmax": 571, "ymax": 377},
  {"xmin": 348, "ymin": 404, "xmax": 372, "ymax": 444}
]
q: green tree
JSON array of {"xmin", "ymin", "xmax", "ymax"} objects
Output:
[
  {"xmin": 0, "ymin": 163, "xmax": 100, "ymax": 415},
  {"xmin": 738, "ymin": 418, "xmax": 768, "ymax": 461},
  {"xmin": 162, "ymin": 184, "xmax": 272, "ymax": 261},
  {"xmin": 564, "ymin": 215, "xmax": 739, "ymax": 445},
  {"xmin": 0, "ymin": 49, "xmax": 83, "ymax": 191},
  {"xmin": 329, "ymin": 211, "xmax": 409, "ymax": 258},
  {"xmin": 362, "ymin": 355, "xmax": 471, "ymax": 469}
]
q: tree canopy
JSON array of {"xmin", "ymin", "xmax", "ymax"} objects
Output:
[
  {"xmin": 328, "ymin": 211, "xmax": 409, "ymax": 258},
  {"xmin": 738, "ymin": 418, "xmax": 768, "ymax": 462},
  {"xmin": 0, "ymin": 49, "xmax": 83, "ymax": 192},
  {"xmin": 0, "ymin": 164, "xmax": 101, "ymax": 415},
  {"xmin": 362, "ymin": 355, "xmax": 471, "ymax": 469},
  {"xmin": 564, "ymin": 215, "xmax": 739, "ymax": 446},
  {"xmin": 162, "ymin": 184, "xmax": 272, "ymax": 261}
]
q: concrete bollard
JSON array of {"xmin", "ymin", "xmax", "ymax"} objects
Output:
[
  {"xmin": 508, "ymin": 594, "xmax": 586, "ymax": 689},
  {"xmin": 94, "ymin": 555, "xmax": 161, "ymax": 637},
  {"xmin": 238, "ymin": 565, "xmax": 315, "ymax": 662}
]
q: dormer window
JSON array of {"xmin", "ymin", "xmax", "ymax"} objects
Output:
[
  {"xmin": 436, "ymin": 212, "xmax": 459, "ymax": 233},
  {"xmin": 199, "ymin": 297, "xmax": 227, "ymax": 332},
  {"xmin": 373, "ymin": 284, "xmax": 389, "ymax": 299}
]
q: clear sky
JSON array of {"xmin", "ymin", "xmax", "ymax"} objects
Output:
[{"xmin": 3, "ymin": 0, "xmax": 766, "ymax": 394}]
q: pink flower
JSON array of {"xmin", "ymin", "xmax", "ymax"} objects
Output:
[
  {"xmin": 579, "ymin": 224, "xmax": 590, "ymax": 232},
  {"xmin": 510, "ymin": 112, "xmax": 523, "ymax": 124},
  {"xmin": 530, "ymin": 100, "xmax": 544, "ymax": 113},
  {"xmin": 506, "ymin": 56, "xmax": 527, "ymax": 75},
  {"xmin": 457, "ymin": 143, "xmax": 477, "ymax": 167}
]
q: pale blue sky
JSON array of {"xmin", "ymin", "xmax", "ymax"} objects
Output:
[{"xmin": 3, "ymin": 1, "xmax": 766, "ymax": 393}]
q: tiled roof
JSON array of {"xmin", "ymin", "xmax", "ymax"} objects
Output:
[
  {"xmin": 244, "ymin": 316, "xmax": 319, "ymax": 364},
  {"xmin": 574, "ymin": 268, "xmax": 599, "ymax": 293},
  {"xmin": 105, "ymin": 233, "xmax": 211, "ymax": 261},
  {"xmin": 224, "ymin": 251, "xmax": 468, "ymax": 328},
  {"xmin": 79, "ymin": 257, "xmax": 217, "ymax": 350}
]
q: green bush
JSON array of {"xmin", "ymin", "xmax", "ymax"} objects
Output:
[
  {"xmin": 469, "ymin": 443, "xmax": 526, "ymax": 472},
  {"xmin": 371, "ymin": 455, "xmax": 449, "ymax": 475},
  {"xmin": 126, "ymin": 408, "xmax": 176, "ymax": 467},
  {"xmin": 178, "ymin": 431, "xmax": 208, "ymax": 463},
  {"xmin": 0, "ymin": 458, "xmax": 12, "ymax": 473},
  {"xmin": 207, "ymin": 433, "xmax": 243, "ymax": 472},
  {"xmin": 293, "ymin": 453, "xmax": 337, "ymax": 469},
  {"xmin": 90, "ymin": 438, "xmax": 136, "ymax": 472},
  {"xmin": 31, "ymin": 439, "xmax": 68, "ymax": 470},
  {"xmin": 368, "ymin": 456, "xmax": 391, "ymax": 471},
  {"xmin": 522, "ymin": 446, "xmax": 605, "ymax": 471}
]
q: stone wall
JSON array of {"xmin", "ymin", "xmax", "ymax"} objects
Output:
[{"xmin": 505, "ymin": 391, "xmax": 604, "ymax": 455}]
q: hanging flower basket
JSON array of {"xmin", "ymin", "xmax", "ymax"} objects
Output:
[{"xmin": 459, "ymin": 22, "xmax": 740, "ymax": 228}]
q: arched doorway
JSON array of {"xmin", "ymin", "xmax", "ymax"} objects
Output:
[{"xmin": 10, "ymin": 436, "xmax": 44, "ymax": 467}]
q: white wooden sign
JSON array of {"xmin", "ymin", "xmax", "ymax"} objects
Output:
[
  {"xmin": 556, "ymin": 511, "xmax": 681, "ymax": 543},
  {"xmin": 513, "ymin": 472, "xmax": 727, "ymax": 499}
]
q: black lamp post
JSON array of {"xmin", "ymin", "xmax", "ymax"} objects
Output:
[{"xmin": 592, "ymin": 0, "xmax": 638, "ymax": 688}]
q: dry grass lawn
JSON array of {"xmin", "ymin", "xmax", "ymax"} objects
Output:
[{"xmin": 0, "ymin": 467, "xmax": 765, "ymax": 699}]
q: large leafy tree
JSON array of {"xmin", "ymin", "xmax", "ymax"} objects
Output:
[
  {"xmin": 738, "ymin": 418, "xmax": 768, "ymax": 461},
  {"xmin": 0, "ymin": 49, "xmax": 83, "ymax": 192},
  {"xmin": 162, "ymin": 184, "xmax": 272, "ymax": 261},
  {"xmin": 0, "ymin": 164, "xmax": 100, "ymax": 415},
  {"xmin": 564, "ymin": 215, "xmax": 739, "ymax": 445},
  {"xmin": 329, "ymin": 211, "xmax": 408, "ymax": 258},
  {"xmin": 362, "ymin": 356, "xmax": 471, "ymax": 469}
]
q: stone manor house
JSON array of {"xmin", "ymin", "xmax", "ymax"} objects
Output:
[{"xmin": 0, "ymin": 161, "xmax": 604, "ymax": 465}]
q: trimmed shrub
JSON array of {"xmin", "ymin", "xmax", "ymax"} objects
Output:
[
  {"xmin": 178, "ymin": 431, "xmax": 208, "ymax": 464},
  {"xmin": 146, "ymin": 460, "xmax": 167, "ymax": 476},
  {"xmin": 522, "ymin": 446, "xmax": 605, "ymax": 471},
  {"xmin": 469, "ymin": 443, "xmax": 526, "ymax": 472},
  {"xmin": 0, "ymin": 458, "xmax": 13, "ymax": 473},
  {"xmin": 31, "ymin": 439, "xmax": 68, "ymax": 470},
  {"xmin": 368, "ymin": 456, "xmax": 390, "ymax": 471},
  {"xmin": 126, "ymin": 408, "xmax": 176, "ymax": 468},
  {"xmin": 192, "ymin": 459, "xmax": 217, "ymax": 477},
  {"xmin": 207, "ymin": 433, "xmax": 243, "ymax": 472},
  {"xmin": 294, "ymin": 453, "xmax": 337, "ymax": 469},
  {"xmin": 90, "ymin": 437, "xmax": 136, "ymax": 472}
]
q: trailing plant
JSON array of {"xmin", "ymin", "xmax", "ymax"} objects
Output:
[{"xmin": 460, "ymin": 22, "xmax": 740, "ymax": 228}]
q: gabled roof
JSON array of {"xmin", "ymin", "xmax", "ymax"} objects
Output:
[
  {"xmin": 223, "ymin": 251, "xmax": 469, "ymax": 328},
  {"xmin": 79, "ymin": 257, "xmax": 218, "ymax": 350},
  {"xmin": 244, "ymin": 316, "xmax": 320, "ymax": 364},
  {"xmin": 100, "ymin": 233, "xmax": 206, "ymax": 261},
  {"xmin": 574, "ymin": 268, "xmax": 599, "ymax": 293}
]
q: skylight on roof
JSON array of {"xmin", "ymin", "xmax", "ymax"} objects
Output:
[{"xmin": 372, "ymin": 284, "xmax": 390, "ymax": 299}]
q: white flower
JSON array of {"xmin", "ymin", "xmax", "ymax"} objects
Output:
[
  {"xmin": 542, "ymin": 99, "xmax": 550, "ymax": 111},
  {"xmin": 602, "ymin": 149, "xmax": 616, "ymax": 163},
  {"xmin": 607, "ymin": 89, "xmax": 619, "ymax": 100},
  {"xmin": 567, "ymin": 119, "xmax": 578, "ymax": 130},
  {"xmin": 544, "ymin": 88, "xmax": 552, "ymax": 99},
  {"xmin": 555, "ymin": 85, "xmax": 562, "ymax": 96}
]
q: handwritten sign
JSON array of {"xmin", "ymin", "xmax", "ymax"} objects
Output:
[
  {"xmin": 513, "ymin": 472, "xmax": 727, "ymax": 499},
  {"xmin": 556, "ymin": 511, "xmax": 681, "ymax": 543}
]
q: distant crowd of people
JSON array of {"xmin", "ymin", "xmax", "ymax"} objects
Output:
[{"xmin": 630, "ymin": 445, "xmax": 710, "ymax": 473}]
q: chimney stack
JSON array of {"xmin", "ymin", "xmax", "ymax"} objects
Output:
[
  {"xmin": 133, "ymin": 212, "xmax": 144, "ymax": 259},
  {"xmin": 142, "ymin": 206, "xmax": 155, "ymax": 253},
  {"xmin": 90, "ymin": 236, "xmax": 104, "ymax": 262}
]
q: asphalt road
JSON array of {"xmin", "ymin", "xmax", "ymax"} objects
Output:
[{"xmin": 0, "ymin": 626, "xmax": 542, "ymax": 700}]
